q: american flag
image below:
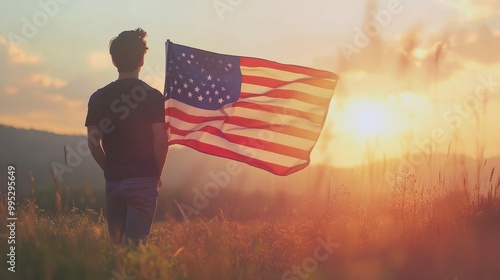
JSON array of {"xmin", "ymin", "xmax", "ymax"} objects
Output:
[{"xmin": 164, "ymin": 41, "xmax": 338, "ymax": 176}]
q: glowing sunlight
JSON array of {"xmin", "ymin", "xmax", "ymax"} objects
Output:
[{"xmin": 336, "ymin": 98, "xmax": 398, "ymax": 140}]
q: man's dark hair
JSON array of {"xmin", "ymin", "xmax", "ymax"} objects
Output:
[{"xmin": 109, "ymin": 28, "xmax": 149, "ymax": 73}]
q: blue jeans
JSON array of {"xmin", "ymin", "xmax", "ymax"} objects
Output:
[{"xmin": 105, "ymin": 177, "xmax": 159, "ymax": 245}]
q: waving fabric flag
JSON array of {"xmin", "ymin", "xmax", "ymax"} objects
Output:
[{"xmin": 164, "ymin": 40, "xmax": 338, "ymax": 176}]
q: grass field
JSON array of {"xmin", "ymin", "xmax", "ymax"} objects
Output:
[{"xmin": 1, "ymin": 165, "xmax": 500, "ymax": 280}]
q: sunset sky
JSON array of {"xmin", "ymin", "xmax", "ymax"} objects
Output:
[{"xmin": 1, "ymin": 0, "xmax": 500, "ymax": 167}]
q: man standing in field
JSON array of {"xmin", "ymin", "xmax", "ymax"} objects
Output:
[{"xmin": 85, "ymin": 28, "xmax": 168, "ymax": 245}]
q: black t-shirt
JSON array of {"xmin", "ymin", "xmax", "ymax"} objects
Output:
[{"xmin": 85, "ymin": 79, "xmax": 165, "ymax": 182}]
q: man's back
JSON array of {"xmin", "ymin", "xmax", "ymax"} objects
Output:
[{"xmin": 86, "ymin": 78, "xmax": 164, "ymax": 182}]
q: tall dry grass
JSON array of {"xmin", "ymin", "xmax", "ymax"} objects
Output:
[{"xmin": 1, "ymin": 161, "xmax": 499, "ymax": 280}]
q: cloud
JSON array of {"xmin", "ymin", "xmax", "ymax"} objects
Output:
[
  {"xmin": 0, "ymin": 88, "xmax": 86, "ymax": 134},
  {"xmin": 327, "ymin": 19, "xmax": 500, "ymax": 97},
  {"xmin": 328, "ymin": 27, "xmax": 463, "ymax": 95},
  {"xmin": 450, "ymin": 24, "xmax": 500, "ymax": 65},
  {"xmin": 0, "ymin": 107, "xmax": 86, "ymax": 135},
  {"xmin": 0, "ymin": 36, "xmax": 41, "ymax": 64},
  {"xmin": 0, "ymin": 36, "xmax": 86, "ymax": 135},
  {"xmin": 445, "ymin": 0, "xmax": 499, "ymax": 20},
  {"xmin": 4, "ymin": 86, "xmax": 18, "ymax": 96},
  {"xmin": 37, "ymin": 92, "xmax": 84, "ymax": 109},
  {"xmin": 317, "ymin": 0, "xmax": 500, "ymax": 97},
  {"xmin": 30, "ymin": 73, "xmax": 67, "ymax": 89}
]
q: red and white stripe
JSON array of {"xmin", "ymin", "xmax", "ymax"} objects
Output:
[{"xmin": 165, "ymin": 57, "xmax": 337, "ymax": 176}]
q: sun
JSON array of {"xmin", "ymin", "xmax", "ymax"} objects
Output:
[
  {"xmin": 349, "ymin": 101, "xmax": 388, "ymax": 138},
  {"xmin": 318, "ymin": 93, "xmax": 436, "ymax": 167},
  {"xmin": 336, "ymin": 99, "xmax": 394, "ymax": 140}
]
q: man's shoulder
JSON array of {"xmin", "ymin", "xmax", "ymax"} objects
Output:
[
  {"xmin": 139, "ymin": 80, "xmax": 163, "ymax": 95},
  {"xmin": 89, "ymin": 80, "xmax": 163, "ymax": 104},
  {"xmin": 138, "ymin": 80, "xmax": 164, "ymax": 102},
  {"xmin": 89, "ymin": 81, "xmax": 117, "ymax": 102}
]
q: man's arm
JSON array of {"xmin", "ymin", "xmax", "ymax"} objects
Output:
[
  {"xmin": 87, "ymin": 125, "xmax": 107, "ymax": 170},
  {"xmin": 151, "ymin": 122, "xmax": 168, "ymax": 176}
]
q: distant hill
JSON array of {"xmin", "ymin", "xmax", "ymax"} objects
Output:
[
  {"xmin": 0, "ymin": 124, "xmax": 214, "ymax": 193},
  {"xmin": 0, "ymin": 124, "xmax": 100, "ymax": 193}
]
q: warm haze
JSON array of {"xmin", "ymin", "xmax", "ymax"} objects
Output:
[
  {"xmin": 2, "ymin": 2, "xmax": 500, "ymax": 280},
  {"xmin": 1, "ymin": 0, "xmax": 500, "ymax": 169}
]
